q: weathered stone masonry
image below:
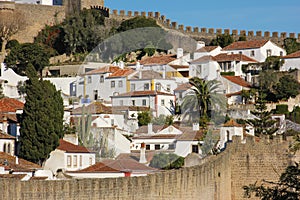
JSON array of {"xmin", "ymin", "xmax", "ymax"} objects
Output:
[{"xmin": 0, "ymin": 136, "xmax": 293, "ymax": 200}]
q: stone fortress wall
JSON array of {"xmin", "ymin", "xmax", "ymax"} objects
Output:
[{"xmin": 0, "ymin": 136, "xmax": 293, "ymax": 200}]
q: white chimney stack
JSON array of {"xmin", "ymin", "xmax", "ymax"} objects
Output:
[
  {"xmin": 177, "ymin": 48, "xmax": 183, "ymax": 58},
  {"xmin": 148, "ymin": 123, "xmax": 153, "ymax": 134},
  {"xmin": 193, "ymin": 123, "xmax": 199, "ymax": 131},
  {"xmin": 15, "ymin": 156, "xmax": 19, "ymax": 165},
  {"xmin": 139, "ymin": 142, "xmax": 147, "ymax": 164},
  {"xmin": 139, "ymin": 70, "xmax": 142, "ymax": 79},
  {"xmin": 136, "ymin": 62, "xmax": 141, "ymax": 70}
]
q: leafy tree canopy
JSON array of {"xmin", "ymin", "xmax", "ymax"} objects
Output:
[
  {"xmin": 273, "ymin": 75, "xmax": 300, "ymax": 101},
  {"xmin": 210, "ymin": 34, "xmax": 234, "ymax": 48},
  {"xmin": 263, "ymin": 56, "xmax": 284, "ymax": 71},
  {"xmin": 284, "ymin": 38, "xmax": 300, "ymax": 54},
  {"xmin": 4, "ymin": 43, "xmax": 50, "ymax": 76},
  {"xmin": 137, "ymin": 111, "xmax": 152, "ymax": 126},
  {"xmin": 149, "ymin": 153, "xmax": 184, "ymax": 170},
  {"xmin": 152, "ymin": 115, "xmax": 174, "ymax": 125},
  {"xmin": 116, "ymin": 16, "xmax": 159, "ymax": 32}
]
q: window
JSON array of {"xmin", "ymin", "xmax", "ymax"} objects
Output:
[
  {"xmin": 155, "ymin": 144, "xmax": 160, "ymax": 150},
  {"xmin": 250, "ymin": 50, "xmax": 255, "ymax": 57},
  {"xmin": 280, "ymin": 51, "xmax": 283, "ymax": 56},
  {"xmin": 161, "ymin": 99, "xmax": 165, "ymax": 106},
  {"xmin": 132, "ymin": 100, "xmax": 135, "ymax": 106},
  {"xmin": 111, "ymin": 119, "xmax": 114, "ymax": 126},
  {"xmin": 227, "ymin": 130, "xmax": 231, "ymax": 141},
  {"xmin": 118, "ymin": 81, "xmax": 123, "ymax": 88},
  {"xmin": 197, "ymin": 65, "xmax": 202, "ymax": 76},
  {"xmin": 73, "ymin": 155, "xmax": 77, "ymax": 167},
  {"xmin": 79, "ymin": 155, "xmax": 82, "ymax": 167},
  {"xmin": 144, "ymin": 83, "xmax": 150, "ymax": 90},
  {"xmin": 100, "ymin": 75, "xmax": 104, "ymax": 83},
  {"xmin": 3, "ymin": 143, "xmax": 6, "ymax": 153},
  {"xmin": 166, "ymin": 84, "xmax": 171, "ymax": 92},
  {"xmin": 89, "ymin": 157, "xmax": 93, "ymax": 165},
  {"xmin": 111, "ymin": 81, "xmax": 115, "ymax": 88},
  {"xmin": 67, "ymin": 155, "xmax": 72, "ymax": 167},
  {"xmin": 156, "ymin": 83, "xmax": 161, "ymax": 91},
  {"xmin": 120, "ymin": 100, "xmax": 123, "ymax": 106},
  {"xmin": 239, "ymin": 51, "xmax": 242, "ymax": 55},
  {"xmin": 93, "ymin": 90, "xmax": 98, "ymax": 100},
  {"xmin": 87, "ymin": 76, "xmax": 92, "ymax": 83},
  {"xmin": 130, "ymin": 84, "xmax": 135, "ymax": 91},
  {"xmin": 179, "ymin": 92, "xmax": 182, "ymax": 99},
  {"xmin": 7, "ymin": 144, "xmax": 10, "ymax": 154},
  {"xmin": 266, "ymin": 49, "xmax": 272, "ymax": 57},
  {"xmin": 142, "ymin": 99, "xmax": 147, "ymax": 106},
  {"xmin": 146, "ymin": 145, "xmax": 150, "ymax": 150},
  {"xmin": 192, "ymin": 145, "xmax": 199, "ymax": 153}
]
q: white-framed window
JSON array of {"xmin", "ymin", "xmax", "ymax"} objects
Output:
[
  {"xmin": 266, "ymin": 49, "xmax": 272, "ymax": 57},
  {"xmin": 79, "ymin": 155, "xmax": 82, "ymax": 167},
  {"xmin": 142, "ymin": 99, "xmax": 147, "ymax": 106},
  {"xmin": 111, "ymin": 81, "xmax": 115, "ymax": 88},
  {"xmin": 166, "ymin": 84, "xmax": 171, "ymax": 92},
  {"xmin": 73, "ymin": 155, "xmax": 77, "ymax": 167},
  {"xmin": 161, "ymin": 99, "xmax": 165, "ymax": 106},
  {"xmin": 67, "ymin": 155, "xmax": 72, "ymax": 167},
  {"xmin": 87, "ymin": 76, "xmax": 92, "ymax": 83},
  {"xmin": 144, "ymin": 83, "xmax": 150, "ymax": 90},
  {"xmin": 89, "ymin": 157, "xmax": 93, "ymax": 165},
  {"xmin": 250, "ymin": 50, "xmax": 255, "ymax": 57},
  {"xmin": 131, "ymin": 84, "xmax": 135, "ymax": 91},
  {"xmin": 100, "ymin": 75, "xmax": 104, "ymax": 83},
  {"xmin": 118, "ymin": 81, "xmax": 123, "ymax": 87},
  {"xmin": 132, "ymin": 100, "xmax": 135, "ymax": 106}
]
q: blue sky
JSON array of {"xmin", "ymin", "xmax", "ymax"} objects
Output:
[{"xmin": 105, "ymin": 0, "xmax": 300, "ymax": 34}]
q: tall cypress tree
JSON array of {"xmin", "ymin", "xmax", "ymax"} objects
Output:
[
  {"xmin": 246, "ymin": 90, "xmax": 278, "ymax": 137},
  {"xmin": 18, "ymin": 64, "xmax": 64, "ymax": 165}
]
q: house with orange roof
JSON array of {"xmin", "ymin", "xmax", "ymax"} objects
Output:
[
  {"xmin": 66, "ymin": 159, "xmax": 158, "ymax": 178},
  {"xmin": 44, "ymin": 139, "xmax": 96, "ymax": 175},
  {"xmin": 193, "ymin": 45, "xmax": 222, "ymax": 60},
  {"xmin": 220, "ymin": 75, "xmax": 252, "ymax": 105},
  {"xmin": 0, "ymin": 132, "xmax": 15, "ymax": 156},
  {"xmin": 281, "ymin": 50, "xmax": 300, "ymax": 71},
  {"xmin": 222, "ymin": 40, "xmax": 286, "ymax": 62},
  {"xmin": 111, "ymin": 91, "xmax": 176, "ymax": 117},
  {"xmin": 0, "ymin": 98, "xmax": 24, "ymax": 139}
]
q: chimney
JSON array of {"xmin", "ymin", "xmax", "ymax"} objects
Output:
[
  {"xmin": 177, "ymin": 48, "xmax": 183, "ymax": 58},
  {"xmin": 192, "ymin": 123, "xmax": 199, "ymax": 131},
  {"xmin": 2, "ymin": 116, "xmax": 7, "ymax": 134},
  {"xmin": 196, "ymin": 41, "xmax": 205, "ymax": 50},
  {"xmin": 148, "ymin": 123, "xmax": 153, "ymax": 134},
  {"xmin": 139, "ymin": 142, "xmax": 147, "ymax": 164},
  {"xmin": 15, "ymin": 156, "xmax": 19, "ymax": 165},
  {"xmin": 139, "ymin": 70, "xmax": 142, "ymax": 79},
  {"xmin": 119, "ymin": 61, "xmax": 124, "ymax": 69},
  {"xmin": 136, "ymin": 61, "xmax": 141, "ymax": 70}
]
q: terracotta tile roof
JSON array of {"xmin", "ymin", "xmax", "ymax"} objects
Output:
[
  {"xmin": 132, "ymin": 134, "xmax": 179, "ymax": 140},
  {"xmin": 190, "ymin": 55, "xmax": 216, "ymax": 64},
  {"xmin": 71, "ymin": 102, "xmax": 112, "ymax": 114},
  {"xmin": 226, "ymin": 91, "xmax": 242, "ymax": 98},
  {"xmin": 107, "ymin": 68, "xmax": 136, "ymax": 78},
  {"xmin": 176, "ymin": 130, "xmax": 204, "ymax": 141},
  {"xmin": 222, "ymin": 40, "xmax": 269, "ymax": 50},
  {"xmin": 129, "ymin": 70, "xmax": 163, "ymax": 80},
  {"xmin": 112, "ymin": 91, "xmax": 174, "ymax": 98},
  {"xmin": 283, "ymin": 50, "xmax": 300, "ymax": 59},
  {"xmin": 57, "ymin": 139, "xmax": 92, "ymax": 153},
  {"xmin": 139, "ymin": 54, "xmax": 177, "ymax": 65},
  {"xmin": 169, "ymin": 65, "xmax": 190, "ymax": 70},
  {"xmin": 195, "ymin": 46, "xmax": 219, "ymax": 52},
  {"xmin": 0, "ymin": 98, "xmax": 24, "ymax": 113},
  {"xmin": 174, "ymin": 83, "xmax": 192, "ymax": 91},
  {"xmin": 100, "ymin": 159, "xmax": 157, "ymax": 172},
  {"xmin": 222, "ymin": 119, "xmax": 243, "ymax": 127},
  {"xmin": 112, "ymin": 106, "xmax": 151, "ymax": 112},
  {"xmin": 85, "ymin": 66, "xmax": 120, "ymax": 75},
  {"xmin": 214, "ymin": 53, "xmax": 258, "ymax": 62},
  {"xmin": 0, "ymin": 174, "xmax": 27, "ymax": 180},
  {"xmin": 71, "ymin": 162, "xmax": 120, "ymax": 173},
  {"xmin": 116, "ymin": 151, "xmax": 156, "ymax": 163},
  {"xmin": 223, "ymin": 76, "xmax": 252, "ymax": 87},
  {"xmin": 0, "ymin": 114, "xmax": 18, "ymax": 122},
  {"xmin": 0, "ymin": 152, "xmax": 41, "ymax": 172},
  {"xmin": 0, "ymin": 132, "xmax": 15, "ymax": 139},
  {"xmin": 135, "ymin": 125, "xmax": 167, "ymax": 134}
]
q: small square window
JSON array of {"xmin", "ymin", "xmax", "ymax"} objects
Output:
[
  {"xmin": 166, "ymin": 84, "xmax": 171, "ymax": 92},
  {"xmin": 192, "ymin": 145, "xmax": 199, "ymax": 153},
  {"xmin": 144, "ymin": 83, "xmax": 150, "ymax": 90},
  {"xmin": 250, "ymin": 50, "xmax": 255, "ymax": 57},
  {"xmin": 111, "ymin": 81, "xmax": 115, "ymax": 88},
  {"xmin": 87, "ymin": 76, "xmax": 92, "ymax": 83},
  {"xmin": 118, "ymin": 81, "xmax": 123, "ymax": 87},
  {"xmin": 131, "ymin": 84, "xmax": 135, "ymax": 91},
  {"xmin": 155, "ymin": 144, "xmax": 160, "ymax": 150},
  {"xmin": 142, "ymin": 99, "xmax": 147, "ymax": 106},
  {"xmin": 146, "ymin": 144, "xmax": 150, "ymax": 150},
  {"xmin": 100, "ymin": 75, "xmax": 104, "ymax": 83},
  {"xmin": 132, "ymin": 100, "xmax": 135, "ymax": 106},
  {"xmin": 161, "ymin": 99, "xmax": 165, "ymax": 106},
  {"xmin": 89, "ymin": 157, "xmax": 93, "ymax": 165}
]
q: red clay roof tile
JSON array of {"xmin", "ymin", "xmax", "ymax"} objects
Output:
[
  {"xmin": 0, "ymin": 152, "xmax": 41, "ymax": 171},
  {"xmin": 0, "ymin": 132, "xmax": 15, "ymax": 139},
  {"xmin": 107, "ymin": 68, "xmax": 135, "ymax": 78},
  {"xmin": 57, "ymin": 139, "xmax": 91, "ymax": 153},
  {"xmin": 71, "ymin": 162, "xmax": 119, "ymax": 173},
  {"xmin": 0, "ymin": 98, "xmax": 24, "ymax": 113},
  {"xmin": 214, "ymin": 53, "xmax": 258, "ymax": 62},
  {"xmin": 195, "ymin": 46, "xmax": 219, "ymax": 52},
  {"xmin": 222, "ymin": 40, "xmax": 269, "ymax": 50},
  {"xmin": 174, "ymin": 83, "xmax": 192, "ymax": 91},
  {"xmin": 112, "ymin": 91, "xmax": 174, "ymax": 97},
  {"xmin": 283, "ymin": 50, "xmax": 300, "ymax": 59},
  {"xmin": 85, "ymin": 66, "xmax": 120, "ymax": 75},
  {"xmin": 223, "ymin": 76, "xmax": 252, "ymax": 87},
  {"xmin": 139, "ymin": 54, "xmax": 177, "ymax": 65}
]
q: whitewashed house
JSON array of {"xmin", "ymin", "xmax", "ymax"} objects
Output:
[
  {"xmin": 174, "ymin": 83, "xmax": 192, "ymax": 106},
  {"xmin": 189, "ymin": 56, "xmax": 221, "ymax": 80},
  {"xmin": 222, "ymin": 40, "xmax": 286, "ymax": 62},
  {"xmin": 0, "ymin": 132, "xmax": 15, "ymax": 156},
  {"xmin": 44, "ymin": 139, "xmax": 96, "ymax": 175},
  {"xmin": 193, "ymin": 46, "xmax": 222, "ymax": 60},
  {"xmin": 111, "ymin": 91, "xmax": 176, "ymax": 117},
  {"xmin": 218, "ymin": 119, "xmax": 244, "ymax": 150},
  {"xmin": 281, "ymin": 51, "xmax": 300, "ymax": 71}
]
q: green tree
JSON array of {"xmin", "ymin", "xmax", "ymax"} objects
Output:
[
  {"xmin": 152, "ymin": 115, "xmax": 174, "ymax": 125},
  {"xmin": 181, "ymin": 77, "xmax": 226, "ymax": 124},
  {"xmin": 201, "ymin": 130, "xmax": 219, "ymax": 156},
  {"xmin": 284, "ymin": 38, "xmax": 300, "ymax": 54},
  {"xmin": 210, "ymin": 34, "xmax": 234, "ymax": 48},
  {"xmin": 258, "ymin": 70, "xmax": 280, "ymax": 102},
  {"xmin": 18, "ymin": 64, "xmax": 64, "ymax": 165},
  {"xmin": 262, "ymin": 56, "xmax": 284, "ymax": 71},
  {"xmin": 273, "ymin": 75, "xmax": 300, "ymax": 101},
  {"xmin": 149, "ymin": 153, "xmax": 184, "ymax": 170},
  {"xmin": 5, "ymin": 43, "xmax": 50, "ymax": 76},
  {"xmin": 137, "ymin": 111, "xmax": 152, "ymax": 126},
  {"xmin": 116, "ymin": 16, "xmax": 159, "ymax": 32},
  {"xmin": 246, "ymin": 90, "xmax": 278, "ymax": 137}
]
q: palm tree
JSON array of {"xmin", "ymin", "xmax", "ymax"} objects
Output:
[{"xmin": 181, "ymin": 77, "xmax": 226, "ymax": 125}]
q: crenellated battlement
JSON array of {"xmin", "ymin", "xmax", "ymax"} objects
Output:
[{"xmin": 108, "ymin": 9, "xmax": 300, "ymax": 45}]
